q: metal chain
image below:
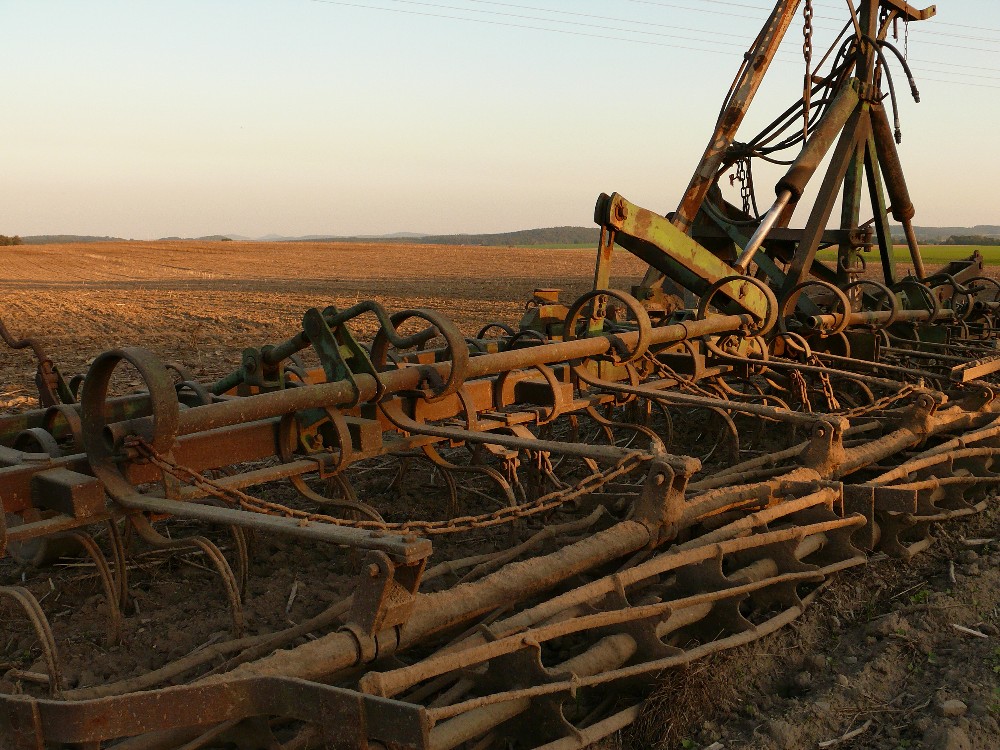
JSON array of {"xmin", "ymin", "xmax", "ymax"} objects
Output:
[
  {"xmin": 802, "ymin": 0, "xmax": 814, "ymax": 140},
  {"xmin": 806, "ymin": 355, "xmax": 842, "ymax": 411},
  {"xmin": 127, "ymin": 437, "xmax": 652, "ymax": 536},
  {"xmin": 735, "ymin": 159, "xmax": 753, "ymax": 217},
  {"xmin": 643, "ymin": 355, "xmax": 721, "ymax": 400},
  {"xmin": 833, "ymin": 384, "xmax": 917, "ymax": 418},
  {"xmin": 790, "ymin": 369, "xmax": 812, "ymax": 413}
]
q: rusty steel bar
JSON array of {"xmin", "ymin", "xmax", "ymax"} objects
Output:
[
  {"xmin": 672, "ymin": 0, "xmax": 804, "ymax": 233},
  {"xmin": 218, "ymin": 520, "xmax": 657, "ymax": 684},
  {"xmin": 360, "ymin": 517, "xmax": 858, "ymax": 700},
  {"xmin": 165, "ymin": 313, "xmax": 755, "ymax": 438}
]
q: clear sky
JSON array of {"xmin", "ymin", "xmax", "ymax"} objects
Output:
[{"xmin": 4, "ymin": 1, "xmax": 999, "ymax": 238}]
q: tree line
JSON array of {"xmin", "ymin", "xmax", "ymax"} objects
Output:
[
  {"xmin": 942, "ymin": 235, "xmax": 1000, "ymax": 246},
  {"xmin": 0, "ymin": 235, "xmax": 23, "ymax": 246}
]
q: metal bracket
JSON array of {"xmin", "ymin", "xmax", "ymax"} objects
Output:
[
  {"xmin": 632, "ymin": 457, "xmax": 691, "ymax": 545},
  {"xmin": 347, "ymin": 551, "xmax": 427, "ymax": 637}
]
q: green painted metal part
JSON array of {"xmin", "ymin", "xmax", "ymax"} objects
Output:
[{"xmin": 595, "ymin": 192, "xmax": 771, "ymax": 322}]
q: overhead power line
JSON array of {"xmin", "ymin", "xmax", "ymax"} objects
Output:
[
  {"xmin": 361, "ymin": 0, "xmax": 1000, "ymax": 71},
  {"xmin": 307, "ymin": 0, "xmax": 1000, "ymax": 89},
  {"xmin": 351, "ymin": 0, "xmax": 769, "ymax": 46},
  {"xmin": 307, "ymin": 0, "xmax": 804, "ymax": 59},
  {"xmin": 619, "ymin": 0, "xmax": 1000, "ymax": 45}
]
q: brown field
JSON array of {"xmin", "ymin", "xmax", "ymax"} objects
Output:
[
  {"xmin": 1, "ymin": 241, "xmax": 998, "ymax": 749},
  {"xmin": 0, "ymin": 240, "xmax": 646, "ymax": 410}
]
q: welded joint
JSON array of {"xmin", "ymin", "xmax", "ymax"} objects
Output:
[
  {"xmin": 633, "ymin": 457, "xmax": 692, "ymax": 546},
  {"xmin": 899, "ymin": 392, "xmax": 940, "ymax": 435},
  {"xmin": 801, "ymin": 420, "xmax": 847, "ymax": 475},
  {"xmin": 346, "ymin": 551, "xmax": 427, "ymax": 638}
]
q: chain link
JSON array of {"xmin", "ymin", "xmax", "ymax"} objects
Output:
[
  {"xmin": 789, "ymin": 368, "xmax": 812, "ymax": 412},
  {"xmin": 802, "ymin": 0, "xmax": 814, "ymax": 139},
  {"xmin": 833, "ymin": 384, "xmax": 917, "ymax": 418},
  {"xmin": 806, "ymin": 355, "xmax": 842, "ymax": 411},
  {"xmin": 735, "ymin": 159, "xmax": 753, "ymax": 217},
  {"xmin": 127, "ymin": 437, "xmax": 652, "ymax": 537}
]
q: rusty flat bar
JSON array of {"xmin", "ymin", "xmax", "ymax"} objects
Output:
[
  {"xmin": 115, "ymin": 493, "xmax": 431, "ymax": 562},
  {"xmin": 950, "ymin": 357, "xmax": 1000, "ymax": 383},
  {"xmin": 0, "ymin": 677, "xmax": 430, "ymax": 748}
]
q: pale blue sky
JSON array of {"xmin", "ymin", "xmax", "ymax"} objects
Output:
[{"xmin": 3, "ymin": 1, "xmax": 998, "ymax": 238}]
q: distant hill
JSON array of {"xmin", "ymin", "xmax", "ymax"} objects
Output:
[
  {"xmin": 281, "ymin": 226, "xmax": 601, "ymax": 246},
  {"xmin": 266, "ymin": 231, "xmax": 429, "ymax": 241},
  {"xmin": 16, "ymin": 225, "xmax": 1000, "ymax": 247},
  {"xmin": 22, "ymin": 234, "xmax": 126, "ymax": 244},
  {"xmin": 892, "ymin": 225, "xmax": 1000, "ymax": 244},
  {"xmin": 402, "ymin": 227, "xmax": 600, "ymax": 246}
]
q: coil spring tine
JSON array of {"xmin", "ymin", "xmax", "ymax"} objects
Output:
[
  {"xmin": 228, "ymin": 526, "xmax": 251, "ymax": 599},
  {"xmin": 185, "ymin": 537, "xmax": 244, "ymax": 637},
  {"xmin": 0, "ymin": 586, "xmax": 64, "ymax": 696},
  {"xmin": 128, "ymin": 516, "xmax": 244, "ymax": 637},
  {"xmin": 65, "ymin": 531, "xmax": 123, "ymax": 644},
  {"xmin": 106, "ymin": 519, "xmax": 130, "ymax": 612}
]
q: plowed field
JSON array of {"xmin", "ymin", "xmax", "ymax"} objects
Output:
[
  {"xmin": 0, "ymin": 240, "xmax": 646, "ymax": 410},
  {"xmin": 1, "ymin": 241, "xmax": 997, "ymax": 750}
]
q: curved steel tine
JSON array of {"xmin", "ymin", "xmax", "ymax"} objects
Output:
[
  {"xmin": 228, "ymin": 526, "xmax": 251, "ymax": 599},
  {"xmin": 65, "ymin": 531, "xmax": 123, "ymax": 644},
  {"xmin": 106, "ymin": 518, "xmax": 130, "ymax": 612},
  {"xmin": 129, "ymin": 516, "xmax": 244, "ymax": 637},
  {"xmin": 584, "ymin": 404, "xmax": 666, "ymax": 454},
  {"xmin": 438, "ymin": 463, "xmax": 460, "ymax": 519},
  {"xmin": 0, "ymin": 585, "xmax": 64, "ymax": 696},
  {"xmin": 423, "ymin": 444, "xmax": 518, "ymax": 512},
  {"xmin": 179, "ymin": 537, "xmax": 245, "ymax": 637},
  {"xmin": 288, "ymin": 473, "xmax": 384, "ymax": 523}
]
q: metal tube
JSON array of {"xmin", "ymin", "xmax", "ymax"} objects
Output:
[
  {"xmin": 733, "ymin": 189, "xmax": 793, "ymax": 273},
  {"xmin": 640, "ymin": 0, "xmax": 801, "ymax": 289},
  {"xmin": 672, "ymin": 0, "xmax": 803, "ymax": 233},
  {"xmin": 805, "ymin": 307, "xmax": 954, "ymax": 330},
  {"xmin": 221, "ymin": 520, "xmax": 654, "ymax": 683},
  {"xmin": 902, "ymin": 219, "xmax": 926, "ymax": 280},
  {"xmin": 168, "ymin": 313, "xmax": 753, "ymax": 437}
]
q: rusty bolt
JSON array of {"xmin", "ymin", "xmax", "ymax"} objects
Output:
[
  {"xmin": 614, "ymin": 202, "xmax": 628, "ymax": 222},
  {"xmin": 367, "ymin": 563, "xmax": 381, "ymax": 578},
  {"xmin": 653, "ymin": 473, "xmax": 666, "ymax": 486}
]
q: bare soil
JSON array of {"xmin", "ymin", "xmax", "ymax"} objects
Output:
[
  {"xmin": 0, "ymin": 240, "xmax": 645, "ymax": 410},
  {"xmin": 626, "ymin": 504, "xmax": 1000, "ymax": 750},
  {"xmin": 0, "ymin": 241, "xmax": 997, "ymax": 749}
]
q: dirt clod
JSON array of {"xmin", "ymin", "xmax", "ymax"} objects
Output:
[
  {"xmin": 941, "ymin": 699, "xmax": 969, "ymax": 717},
  {"xmin": 923, "ymin": 725, "xmax": 972, "ymax": 750}
]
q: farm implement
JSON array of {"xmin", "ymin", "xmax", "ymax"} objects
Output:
[{"xmin": 1, "ymin": 1, "xmax": 998, "ymax": 748}]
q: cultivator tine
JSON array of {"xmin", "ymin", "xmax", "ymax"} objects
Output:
[
  {"xmin": 63, "ymin": 531, "xmax": 123, "ymax": 644},
  {"xmin": 5, "ymin": 0, "xmax": 1000, "ymax": 747},
  {"xmin": 128, "ymin": 516, "xmax": 245, "ymax": 637},
  {"xmin": 0, "ymin": 317, "xmax": 71, "ymax": 409},
  {"xmin": 228, "ymin": 525, "xmax": 251, "ymax": 599},
  {"xmin": 0, "ymin": 587, "xmax": 64, "ymax": 696},
  {"xmin": 105, "ymin": 519, "xmax": 129, "ymax": 613}
]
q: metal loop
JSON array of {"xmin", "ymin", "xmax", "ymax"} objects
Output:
[
  {"xmin": 370, "ymin": 309, "xmax": 469, "ymax": 403},
  {"xmin": 563, "ymin": 289, "xmax": 652, "ymax": 365},
  {"xmin": 779, "ymin": 279, "xmax": 852, "ymax": 336},
  {"xmin": 697, "ymin": 275, "xmax": 778, "ymax": 337}
]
